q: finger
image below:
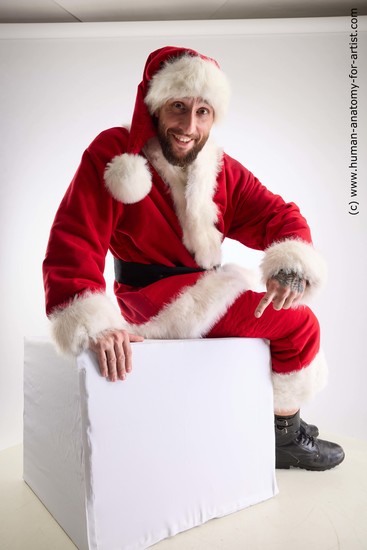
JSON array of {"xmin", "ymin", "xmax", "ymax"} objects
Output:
[
  {"xmin": 289, "ymin": 293, "xmax": 304, "ymax": 309},
  {"xmin": 283, "ymin": 292, "xmax": 298, "ymax": 310},
  {"xmin": 123, "ymin": 339, "xmax": 133, "ymax": 374},
  {"xmin": 272, "ymin": 289, "xmax": 290, "ymax": 311},
  {"xmin": 272, "ymin": 300, "xmax": 284, "ymax": 311},
  {"xmin": 255, "ymin": 292, "xmax": 275, "ymax": 318},
  {"xmin": 116, "ymin": 355, "xmax": 126, "ymax": 380},
  {"xmin": 114, "ymin": 339, "xmax": 127, "ymax": 380},
  {"xmin": 96, "ymin": 348, "xmax": 109, "ymax": 378},
  {"xmin": 122, "ymin": 331, "xmax": 143, "ymax": 373},
  {"xmin": 106, "ymin": 349, "xmax": 118, "ymax": 382},
  {"xmin": 128, "ymin": 333, "xmax": 144, "ymax": 342}
]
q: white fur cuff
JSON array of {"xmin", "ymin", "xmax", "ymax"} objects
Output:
[
  {"xmin": 272, "ymin": 351, "xmax": 328, "ymax": 411},
  {"xmin": 50, "ymin": 292, "xmax": 126, "ymax": 356},
  {"xmin": 261, "ymin": 239, "xmax": 327, "ymax": 302}
]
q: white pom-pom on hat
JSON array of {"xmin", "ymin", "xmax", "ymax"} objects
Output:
[{"xmin": 104, "ymin": 153, "xmax": 152, "ymax": 204}]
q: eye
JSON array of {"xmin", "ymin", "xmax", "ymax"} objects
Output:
[
  {"xmin": 172, "ymin": 101, "xmax": 185, "ymax": 110},
  {"xmin": 197, "ymin": 106, "xmax": 211, "ymax": 116}
]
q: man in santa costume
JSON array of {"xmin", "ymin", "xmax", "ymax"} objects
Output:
[{"xmin": 43, "ymin": 45, "xmax": 344, "ymax": 471}]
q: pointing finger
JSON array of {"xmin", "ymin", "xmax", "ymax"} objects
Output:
[{"xmin": 254, "ymin": 291, "xmax": 275, "ymax": 318}]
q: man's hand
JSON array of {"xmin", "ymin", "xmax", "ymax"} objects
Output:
[
  {"xmin": 89, "ymin": 329, "xmax": 144, "ymax": 382},
  {"xmin": 255, "ymin": 270, "xmax": 306, "ymax": 318}
]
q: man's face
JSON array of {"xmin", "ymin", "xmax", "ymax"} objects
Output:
[{"xmin": 155, "ymin": 97, "xmax": 214, "ymax": 168}]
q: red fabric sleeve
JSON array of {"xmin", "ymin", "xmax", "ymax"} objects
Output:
[
  {"xmin": 43, "ymin": 131, "xmax": 124, "ymax": 316},
  {"xmin": 222, "ymin": 155, "xmax": 312, "ymax": 249}
]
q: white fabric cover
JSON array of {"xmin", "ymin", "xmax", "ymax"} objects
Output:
[
  {"xmin": 24, "ymin": 337, "xmax": 278, "ymax": 550},
  {"xmin": 23, "ymin": 338, "xmax": 88, "ymax": 549}
]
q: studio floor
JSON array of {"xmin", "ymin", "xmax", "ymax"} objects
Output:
[{"xmin": 0, "ymin": 434, "xmax": 366, "ymax": 550}]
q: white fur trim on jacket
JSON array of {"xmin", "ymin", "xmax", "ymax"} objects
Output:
[
  {"xmin": 126, "ymin": 263, "xmax": 258, "ymax": 339},
  {"xmin": 144, "ymin": 53, "xmax": 231, "ymax": 123},
  {"xmin": 261, "ymin": 239, "xmax": 327, "ymax": 302},
  {"xmin": 50, "ymin": 292, "xmax": 127, "ymax": 356},
  {"xmin": 104, "ymin": 153, "xmax": 152, "ymax": 204},
  {"xmin": 272, "ymin": 350, "xmax": 328, "ymax": 411},
  {"xmin": 144, "ymin": 138, "xmax": 223, "ymax": 269}
]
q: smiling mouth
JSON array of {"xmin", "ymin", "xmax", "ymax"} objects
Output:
[{"xmin": 171, "ymin": 133, "xmax": 194, "ymax": 144}]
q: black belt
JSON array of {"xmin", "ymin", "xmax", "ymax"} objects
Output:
[{"xmin": 114, "ymin": 258, "xmax": 206, "ymax": 288}]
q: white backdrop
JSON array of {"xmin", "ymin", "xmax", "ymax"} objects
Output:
[{"xmin": 0, "ymin": 17, "xmax": 366, "ymax": 450}]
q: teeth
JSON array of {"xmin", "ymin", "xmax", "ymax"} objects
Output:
[{"xmin": 173, "ymin": 134, "xmax": 191, "ymax": 143}]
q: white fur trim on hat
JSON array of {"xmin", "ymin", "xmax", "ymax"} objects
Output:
[
  {"xmin": 50, "ymin": 292, "xmax": 127, "ymax": 356},
  {"xmin": 272, "ymin": 350, "xmax": 328, "ymax": 411},
  {"xmin": 104, "ymin": 153, "xmax": 152, "ymax": 204},
  {"xmin": 144, "ymin": 53, "xmax": 231, "ymax": 123},
  {"xmin": 125, "ymin": 264, "xmax": 258, "ymax": 339},
  {"xmin": 261, "ymin": 239, "xmax": 327, "ymax": 302}
]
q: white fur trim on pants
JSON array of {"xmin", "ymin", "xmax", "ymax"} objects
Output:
[
  {"xmin": 126, "ymin": 264, "xmax": 258, "ymax": 339},
  {"xmin": 272, "ymin": 350, "xmax": 328, "ymax": 411}
]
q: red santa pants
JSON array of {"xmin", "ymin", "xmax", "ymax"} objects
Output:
[{"xmin": 206, "ymin": 290, "xmax": 320, "ymax": 375}]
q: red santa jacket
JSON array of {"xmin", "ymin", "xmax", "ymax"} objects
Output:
[{"xmin": 43, "ymin": 126, "xmax": 326, "ymax": 355}]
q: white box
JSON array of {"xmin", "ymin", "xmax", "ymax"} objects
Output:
[{"xmin": 24, "ymin": 338, "xmax": 278, "ymax": 550}]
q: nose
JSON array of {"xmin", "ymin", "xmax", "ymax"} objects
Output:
[{"xmin": 181, "ymin": 109, "xmax": 196, "ymax": 136}]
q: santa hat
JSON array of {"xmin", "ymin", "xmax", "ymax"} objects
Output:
[
  {"xmin": 104, "ymin": 46, "xmax": 230, "ymax": 204},
  {"xmin": 128, "ymin": 46, "xmax": 230, "ymax": 152},
  {"xmin": 145, "ymin": 48, "xmax": 230, "ymax": 122}
]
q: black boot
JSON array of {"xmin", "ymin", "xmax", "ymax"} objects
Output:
[
  {"xmin": 275, "ymin": 411, "xmax": 345, "ymax": 471},
  {"xmin": 300, "ymin": 418, "xmax": 319, "ymax": 438}
]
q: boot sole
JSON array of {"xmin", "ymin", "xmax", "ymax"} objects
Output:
[{"xmin": 276, "ymin": 454, "xmax": 345, "ymax": 471}]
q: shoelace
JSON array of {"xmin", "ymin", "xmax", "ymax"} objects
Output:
[{"xmin": 296, "ymin": 425, "xmax": 316, "ymax": 448}]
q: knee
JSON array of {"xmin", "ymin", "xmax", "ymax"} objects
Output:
[
  {"xmin": 301, "ymin": 304, "xmax": 319, "ymax": 325},
  {"xmin": 298, "ymin": 305, "xmax": 320, "ymax": 346},
  {"xmin": 304, "ymin": 305, "xmax": 319, "ymax": 329}
]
